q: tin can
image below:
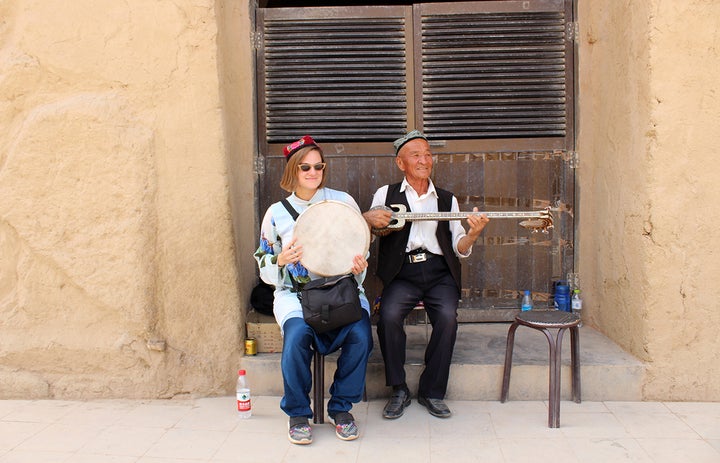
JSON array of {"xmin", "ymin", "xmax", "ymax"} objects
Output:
[{"xmin": 244, "ymin": 338, "xmax": 257, "ymax": 356}]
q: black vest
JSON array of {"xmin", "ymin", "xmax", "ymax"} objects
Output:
[{"xmin": 376, "ymin": 183, "xmax": 462, "ymax": 289}]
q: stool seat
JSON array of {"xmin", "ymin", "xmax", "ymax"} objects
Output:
[
  {"xmin": 515, "ymin": 309, "xmax": 580, "ymax": 328},
  {"xmin": 500, "ymin": 309, "xmax": 581, "ymax": 428}
]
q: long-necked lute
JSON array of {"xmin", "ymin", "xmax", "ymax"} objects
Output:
[{"xmin": 372, "ymin": 204, "xmax": 554, "ymax": 233}]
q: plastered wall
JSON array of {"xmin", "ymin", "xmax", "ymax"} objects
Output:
[
  {"xmin": 2, "ymin": 0, "xmax": 719, "ymax": 401},
  {"xmin": 0, "ymin": 0, "xmax": 256, "ymax": 398},
  {"xmin": 578, "ymin": 0, "xmax": 720, "ymax": 400}
]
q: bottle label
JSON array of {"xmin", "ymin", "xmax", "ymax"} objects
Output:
[
  {"xmin": 237, "ymin": 391, "xmax": 251, "ymax": 412},
  {"xmin": 237, "ymin": 398, "xmax": 251, "ymax": 412}
]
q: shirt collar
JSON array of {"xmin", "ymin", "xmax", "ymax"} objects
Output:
[
  {"xmin": 400, "ymin": 178, "xmax": 437, "ymax": 198},
  {"xmin": 290, "ymin": 188, "xmax": 326, "ymax": 205}
]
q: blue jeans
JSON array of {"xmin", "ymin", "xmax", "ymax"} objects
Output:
[{"xmin": 280, "ymin": 311, "xmax": 372, "ymax": 419}]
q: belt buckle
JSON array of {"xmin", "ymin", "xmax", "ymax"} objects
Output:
[{"xmin": 410, "ymin": 252, "xmax": 427, "ymax": 263}]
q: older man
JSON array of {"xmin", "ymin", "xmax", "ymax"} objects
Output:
[{"xmin": 363, "ymin": 130, "xmax": 489, "ymax": 419}]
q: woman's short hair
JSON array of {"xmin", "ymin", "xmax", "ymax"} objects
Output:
[{"xmin": 279, "ymin": 146, "xmax": 327, "ymax": 192}]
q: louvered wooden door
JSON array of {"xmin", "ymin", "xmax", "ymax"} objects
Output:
[{"xmin": 256, "ymin": 0, "xmax": 575, "ymax": 321}]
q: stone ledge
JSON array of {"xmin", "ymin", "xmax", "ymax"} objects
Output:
[{"xmin": 240, "ymin": 323, "xmax": 647, "ymax": 402}]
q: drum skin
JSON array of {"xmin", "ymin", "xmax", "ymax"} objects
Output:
[{"xmin": 294, "ymin": 200, "xmax": 370, "ymax": 276}]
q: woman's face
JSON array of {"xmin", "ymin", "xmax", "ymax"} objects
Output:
[{"xmin": 295, "ymin": 148, "xmax": 324, "ymax": 196}]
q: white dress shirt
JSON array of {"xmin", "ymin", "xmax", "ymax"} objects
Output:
[{"xmin": 370, "ymin": 178, "xmax": 472, "ymax": 258}]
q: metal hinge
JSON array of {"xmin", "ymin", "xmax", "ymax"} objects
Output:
[
  {"xmin": 254, "ymin": 156, "xmax": 265, "ymax": 176},
  {"xmin": 566, "ymin": 272, "xmax": 580, "ymax": 291},
  {"xmin": 251, "ymin": 31, "xmax": 263, "ymax": 51},
  {"xmin": 566, "ymin": 21, "xmax": 579, "ymax": 42},
  {"xmin": 565, "ymin": 150, "xmax": 579, "ymax": 168}
]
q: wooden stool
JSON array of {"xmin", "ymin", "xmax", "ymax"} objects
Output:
[{"xmin": 500, "ymin": 310, "xmax": 581, "ymax": 428}]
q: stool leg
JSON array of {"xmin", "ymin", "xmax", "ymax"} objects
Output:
[
  {"xmin": 540, "ymin": 328, "xmax": 559, "ymax": 428},
  {"xmin": 553, "ymin": 328, "xmax": 570, "ymax": 428},
  {"xmin": 500, "ymin": 322, "xmax": 520, "ymax": 403},
  {"xmin": 424, "ymin": 308, "xmax": 429, "ymax": 343},
  {"xmin": 312, "ymin": 350, "xmax": 324, "ymax": 424},
  {"xmin": 570, "ymin": 326, "xmax": 581, "ymax": 403}
]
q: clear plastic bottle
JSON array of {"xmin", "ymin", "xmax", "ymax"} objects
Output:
[
  {"xmin": 236, "ymin": 369, "xmax": 252, "ymax": 418},
  {"xmin": 571, "ymin": 289, "xmax": 583, "ymax": 326},
  {"xmin": 521, "ymin": 290, "xmax": 533, "ymax": 311}
]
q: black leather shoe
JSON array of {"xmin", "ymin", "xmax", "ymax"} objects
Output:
[
  {"xmin": 382, "ymin": 388, "xmax": 411, "ymax": 419},
  {"xmin": 417, "ymin": 396, "xmax": 452, "ymax": 418}
]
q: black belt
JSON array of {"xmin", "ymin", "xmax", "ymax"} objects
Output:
[{"xmin": 406, "ymin": 249, "xmax": 436, "ymax": 263}]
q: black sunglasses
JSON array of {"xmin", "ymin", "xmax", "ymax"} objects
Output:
[{"xmin": 298, "ymin": 163, "xmax": 326, "ymax": 172}]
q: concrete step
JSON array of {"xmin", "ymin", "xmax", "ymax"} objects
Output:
[{"xmin": 240, "ymin": 322, "xmax": 646, "ymax": 402}]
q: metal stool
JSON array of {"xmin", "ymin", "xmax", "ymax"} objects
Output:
[
  {"xmin": 500, "ymin": 310, "xmax": 581, "ymax": 428},
  {"xmin": 408, "ymin": 301, "xmax": 429, "ymax": 342},
  {"xmin": 312, "ymin": 350, "xmax": 367, "ymax": 424},
  {"xmin": 312, "ymin": 349, "xmax": 325, "ymax": 424}
]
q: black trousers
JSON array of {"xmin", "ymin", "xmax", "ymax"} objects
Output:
[{"xmin": 376, "ymin": 255, "xmax": 459, "ymax": 399}]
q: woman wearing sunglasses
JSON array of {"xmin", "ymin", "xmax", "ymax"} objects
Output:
[{"xmin": 254, "ymin": 135, "xmax": 373, "ymax": 445}]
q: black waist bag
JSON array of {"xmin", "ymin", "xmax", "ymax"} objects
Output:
[{"xmin": 301, "ymin": 274, "xmax": 363, "ymax": 334}]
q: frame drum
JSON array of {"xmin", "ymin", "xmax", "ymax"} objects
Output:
[{"xmin": 294, "ymin": 200, "xmax": 370, "ymax": 276}]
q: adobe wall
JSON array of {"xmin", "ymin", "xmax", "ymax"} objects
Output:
[
  {"xmin": 578, "ymin": 0, "xmax": 720, "ymax": 400},
  {"xmin": 2, "ymin": 0, "xmax": 719, "ymax": 402},
  {"xmin": 0, "ymin": 0, "xmax": 255, "ymax": 398}
]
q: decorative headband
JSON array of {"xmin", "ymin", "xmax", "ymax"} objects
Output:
[{"xmin": 283, "ymin": 135, "xmax": 319, "ymax": 161}]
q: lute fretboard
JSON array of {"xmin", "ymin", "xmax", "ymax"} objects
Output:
[{"xmin": 375, "ymin": 204, "xmax": 554, "ymax": 233}]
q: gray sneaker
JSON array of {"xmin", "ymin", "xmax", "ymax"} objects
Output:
[
  {"xmin": 331, "ymin": 412, "xmax": 359, "ymax": 441},
  {"xmin": 288, "ymin": 416, "xmax": 312, "ymax": 445}
]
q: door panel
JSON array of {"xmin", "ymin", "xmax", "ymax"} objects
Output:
[
  {"xmin": 258, "ymin": 150, "xmax": 573, "ymax": 322},
  {"xmin": 256, "ymin": 0, "xmax": 575, "ymax": 321}
]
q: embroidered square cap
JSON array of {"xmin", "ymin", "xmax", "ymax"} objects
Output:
[
  {"xmin": 283, "ymin": 135, "xmax": 319, "ymax": 161},
  {"xmin": 393, "ymin": 130, "xmax": 428, "ymax": 155}
]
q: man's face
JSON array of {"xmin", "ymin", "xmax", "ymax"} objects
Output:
[{"xmin": 396, "ymin": 138, "xmax": 433, "ymax": 182}]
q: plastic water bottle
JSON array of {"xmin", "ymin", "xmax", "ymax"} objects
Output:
[
  {"xmin": 236, "ymin": 369, "xmax": 251, "ymax": 418},
  {"xmin": 521, "ymin": 290, "xmax": 533, "ymax": 311},
  {"xmin": 554, "ymin": 283, "xmax": 571, "ymax": 312},
  {"xmin": 571, "ymin": 289, "xmax": 583, "ymax": 326}
]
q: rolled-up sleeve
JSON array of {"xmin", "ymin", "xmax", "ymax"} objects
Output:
[{"xmin": 449, "ymin": 195, "xmax": 472, "ymax": 258}]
